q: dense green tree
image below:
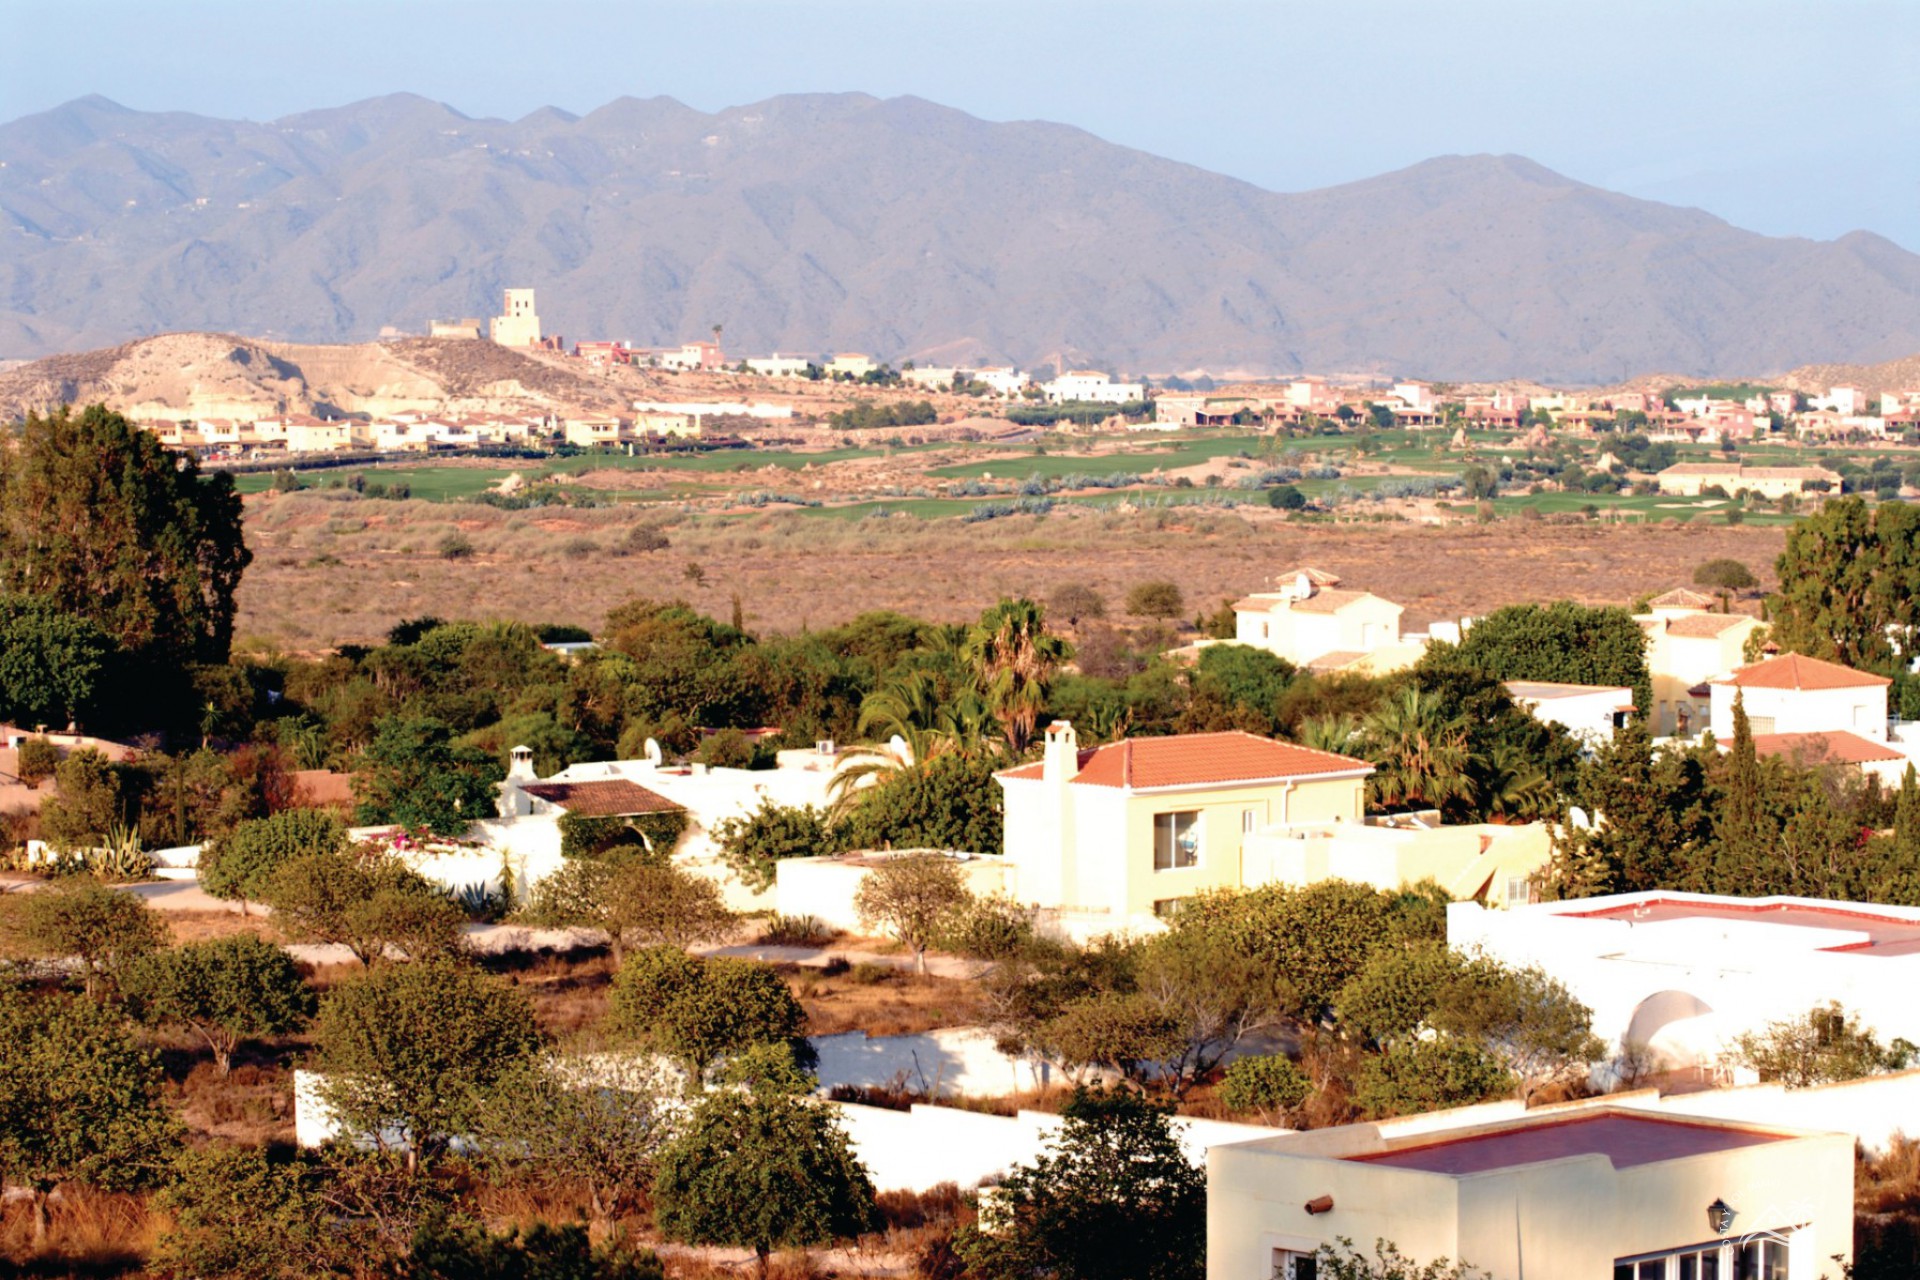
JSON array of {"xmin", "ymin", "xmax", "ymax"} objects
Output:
[
  {"xmin": 1352, "ymin": 1036, "xmax": 1513, "ymax": 1118},
  {"xmin": 1444, "ymin": 601, "xmax": 1651, "ymax": 710},
  {"xmin": 1428, "ymin": 959, "xmax": 1602, "ymax": 1103},
  {"xmin": 713, "ymin": 799, "xmax": 841, "ymax": 892},
  {"xmin": 1335, "ymin": 943, "xmax": 1467, "ymax": 1048},
  {"xmin": 1712, "ymin": 696, "xmax": 1775, "ymax": 885},
  {"xmin": 1125, "ymin": 580, "xmax": 1186, "ymax": 620},
  {"xmin": 1693, "ymin": 557, "xmax": 1758, "ymax": 602},
  {"xmin": 956, "ymin": 1087, "xmax": 1205, "ymax": 1280},
  {"xmin": 153, "ymin": 1145, "xmax": 346, "ymax": 1280},
  {"xmin": 0, "ymin": 404, "xmax": 250, "ymax": 666},
  {"xmin": 609, "ymin": 948, "xmax": 811, "ymax": 1083},
  {"xmin": 35, "ymin": 746, "xmax": 130, "ymax": 851},
  {"xmin": 0, "ymin": 878, "xmax": 165, "ymax": 996},
  {"xmin": 1175, "ymin": 880, "xmax": 1428, "ymax": 1022},
  {"xmin": 199, "ymin": 808, "xmax": 350, "ymax": 912},
  {"xmin": 353, "ymin": 716, "xmax": 505, "ymax": 836},
  {"xmin": 0, "ymin": 593, "xmax": 116, "ymax": 729},
  {"xmin": 1542, "ymin": 725, "xmax": 1716, "ymax": 898},
  {"xmin": 854, "ymin": 852, "xmax": 973, "ymax": 973},
  {"xmin": 1218, "ymin": 1053, "xmax": 1312, "ymax": 1123},
  {"xmin": 654, "ymin": 1059, "xmax": 875, "ymax": 1280},
  {"xmin": 0, "ymin": 986, "xmax": 179, "ymax": 1246},
  {"xmin": 123, "ymin": 934, "xmax": 316, "ymax": 1074},
  {"xmin": 1178, "ymin": 644, "xmax": 1295, "ymax": 735},
  {"xmin": 312, "ymin": 958, "xmax": 540, "ymax": 1168},
  {"xmin": 1038, "ymin": 993, "xmax": 1184, "ymax": 1085},
  {"xmin": 841, "ymin": 751, "xmax": 1005, "ymax": 854},
  {"xmin": 1769, "ymin": 496, "xmax": 1917, "ymax": 673}
]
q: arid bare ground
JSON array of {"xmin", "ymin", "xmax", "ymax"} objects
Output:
[{"xmin": 236, "ymin": 499, "xmax": 1786, "ymax": 648}]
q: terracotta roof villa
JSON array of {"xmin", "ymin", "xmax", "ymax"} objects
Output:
[
  {"xmin": 516, "ymin": 779, "xmax": 683, "ymax": 817},
  {"xmin": 1715, "ymin": 652, "xmax": 1891, "ymax": 692},
  {"xmin": 997, "ymin": 729, "xmax": 1371, "ymax": 789}
]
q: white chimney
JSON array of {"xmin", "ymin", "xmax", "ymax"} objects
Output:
[
  {"xmin": 507, "ymin": 745, "xmax": 536, "ymax": 782},
  {"xmin": 1043, "ymin": 720, "xmax": 1080, "ymax": 784}
]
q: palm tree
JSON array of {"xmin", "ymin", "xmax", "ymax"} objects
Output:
[
  {"xmin": 1361, "ymin": 687, "xmax": 1477, "ymax": 815},
  {"xmin": 959, "ymin": 599, "xmax": 1072, "ymax": 755},
  {"xmin": 828, "ymin": 671, "xmax": 995, "ymax": 814},
  {"xmin": 1297, "ymin": 713, "xmax": 1363, "ymax": 756},
  {"xmin": 1477, "ymin": 742, "xmax": 1557, "ymax": 821}
]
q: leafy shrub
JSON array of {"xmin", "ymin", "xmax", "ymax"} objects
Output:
[
  {"xmin": 15, "ymin": 738, "xmax": 60, "ymax": 786},
  {"xmin": 1219, "ymin": 1053, "xmax": 1311, "ymax": 1122},
  {"xmin": 437, "ymin": 533, "xmax": 475, "ymax": 560}
]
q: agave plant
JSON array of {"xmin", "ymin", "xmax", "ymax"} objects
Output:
[{"xmin": 92, "ymin": 823, "xmax": 154, "ymax": 881}]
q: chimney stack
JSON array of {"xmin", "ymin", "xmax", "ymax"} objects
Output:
[{"xmin": 1043, "ymin": 721, "xmax": 1079, "ymax": 784}]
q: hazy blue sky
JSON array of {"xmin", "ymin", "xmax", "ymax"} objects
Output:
[{"xmin": 6, "ymin": 0, "xmax": 1917, "ymax": 248}]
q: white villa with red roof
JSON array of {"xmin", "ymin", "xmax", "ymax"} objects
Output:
[
  {"xmin": 1707, "ymin": 652, "xmax": 1904, "ymax": 783},
  {"xmin": 1230, "ymin": 568, "xmax": 1418, "ymax": 673},
  {"xmin": 995, "ymin": 723, "xmax": 1375, "ymax": 926}
]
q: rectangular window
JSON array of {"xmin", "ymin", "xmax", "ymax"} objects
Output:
[
  {"xmin": 1748, "ymin": 715, "xmax": 1777, "ymax": 735},
  {"xmin": 1620, "ymin": 1237, "xmax": 1783, "ymax": 1280},
  {"xmin": 1242, "ymin": 808, "xmax": 1260, "ymax": 835},
  {"xmin": 1153, "ymin": 811, "xmax": 1200, "ymax": 870},
  {"xmin": 1272, "ymin": 1250, "xmax": 1317, "ymax": 1280},
  {"xmin": 1152, "ymin": 897, "xmax": 1187, "ymax": 920},
  {"xmin": 1505, "ymin": 875, "xmax": 1533, "ymax": 907}
]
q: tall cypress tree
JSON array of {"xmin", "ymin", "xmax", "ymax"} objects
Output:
[
  {"xmin": 1894, "ymin": 765, "xmax": 1920, "ymax": 864},
  {"xmin": 1713, "ymin": 695, "xmax": 1774, "ymax": 892}
]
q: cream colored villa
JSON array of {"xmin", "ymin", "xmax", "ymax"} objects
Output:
[
  {"xmin": 1635, "ymin": 590, "xmax": 1765, "ymax": 737},
  {"xmin": 990, "ymin": 724, "xmax": 1558, "ymax": 932},
  {"xmin": 1231, "ymin": 569, "xmax": 1416, "ymax": 672},
  {"xmin": 995, "ymin": 724, "xmax": 1373, "ymax": 923},
  {"xmin": 1208, "ymin": 1103, "xmax": 1851, "ymax": 1280}
]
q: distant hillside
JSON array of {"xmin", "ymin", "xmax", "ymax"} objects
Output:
[
  {"xmin": 0, "ymin": 332, "xmax": 636, "ymax": 422},
  {"xmin": 1778, "ymin": 351, "xmax": 1920, "ymax": 399},
  {"xmin": 4, "ymin": 93, "xmax": 1920, "ymax": 381}
]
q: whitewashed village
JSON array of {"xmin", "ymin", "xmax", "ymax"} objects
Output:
[{"xmin": 7, "ymin": 13, "xmax": 1920, "ymax": 1274}]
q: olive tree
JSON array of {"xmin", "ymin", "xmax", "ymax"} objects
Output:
[
  {"xmin": 471, "ymin": 1052, "xmax": 680, "ymax": 1225},
  {"xmin": 264, "ymin": 848, "xmax": 465, "ymax": 965},
  {"xmin": 311, "ymin": 958, "xmax": 541, "ymax": 1169},
  {"xmin": 0, "ymin": 879, "xmax": 165, "ymax": 996},
  {"xmin": 123, "ymin": 934, "xmax": 316, "ymax": 1074},
  {"xmin": 956, "ymin": 1087, "xmax": 1205, "ymax": 1280},
  {"xmin": 853, "ymin": 852, "xmax": 971, "ymax": 974},
  {"xmin": 0, "ymin": 986, "xmax": 179, "ymax": 1247},
  {"xmin": 609, "ymin": 948, "xmax": 810, "ymax": 1084},
  {"xmin": 653, "ymin": 1064, "xmax": 876, "ymax": 1280},
  {"xmin": 524, "ymin": 856, "xmax": 735, "ymax": 961}
]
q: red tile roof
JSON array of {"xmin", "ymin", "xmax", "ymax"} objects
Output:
[
  {"xmin": 1718, "ymin": 652, "xmax": 1890, "ymax": 690},
  {"xmin": 1663, "ymin": 613, "xmax": 1753, "ymax": 638},
  {"xmin": 1647, "ymin": 588, "xmax": 1716, "ymax": 609},
  {"xmin": 1749, "ymin": 731, "xmax": 1904, "ymax": 766},
  {"xmin": 997, "ymin": 731, "xmax": 1370, "ymax": 789},
  {"xmin": 1351, "ymin": 1113, "xmax": 1787, "ymax": 1175},
  {"xmin": 519, "ymin": 779, "xmax": 683, "ymax": 817}
]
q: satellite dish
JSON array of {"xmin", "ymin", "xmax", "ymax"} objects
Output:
[
  {"xmin": 1569, "ymin": 805, "xmax": 1593, "ymax": 831},
  {"xmin": 643, "ymin": 738, "xmax": 663, "ymax": 766}
]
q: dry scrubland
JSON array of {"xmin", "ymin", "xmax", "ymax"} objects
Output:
[{"xmin": 237, "ymin": 493, "xmax": 1785, "ymax": 648}]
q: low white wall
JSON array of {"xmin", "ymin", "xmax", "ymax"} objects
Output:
[
  {"xmin": 833, "ymin": 1101, "xmax": 1289, "ymax": 1192},
  {"xmin": 776, "ymin": 855, "xmax": 1010, "ymax": 933},
  {"xmin": 813, "ymin": 1027, "xmax": 1059, "ymax": 1099}
]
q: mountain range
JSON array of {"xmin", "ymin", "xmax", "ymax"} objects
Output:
[{"xmin": 4, "ymin": 92, "xmax": 1919, "ymax": 383}]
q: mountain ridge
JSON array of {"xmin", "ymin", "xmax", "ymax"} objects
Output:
[{"xmin": 4, "ymin": 92, "xmax": 1919, "ymax": 381}]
